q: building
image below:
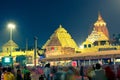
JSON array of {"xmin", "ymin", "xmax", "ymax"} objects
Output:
[
  {"xmin": 0, "ymin": 40, "xmax": 38, "ymax": 65},
  {"xmin": 0, "ymin": 13, "xmax": 120, "ymax": 66},
  {"xmin": 42, "ymin": 25, "xmax": 80, "ymax": 58},
  {"xmin": 41, "ymin": 13, "xmax": 120, "ymax": 65},
  {"xmin": 2, "ymin": 40, "xmax": 19, "ymax": 52}
]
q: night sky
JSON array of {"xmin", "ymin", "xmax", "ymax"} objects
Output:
[{"xmin": 0, "ymin": 0, "xmax": 120, "ymax": 49}]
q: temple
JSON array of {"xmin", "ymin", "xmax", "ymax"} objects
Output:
[
  {"xmin": 80, "ymin": 13, "xmax": 110, "ymax": 53},
  {"xmin": 41, "ymin": 13, "xmax": 120, "ymax": 64},
  {"xmin": 0, "ymin": 13, "xmax": 120, "ymax": 66},
  {"xmin": 94, "ymin": 13, "xmax": 109, "ymax": 39},
  {"xmin": 2, "ymin": 40, "xmax": 19, "ymax": 52},
  {"xmin": 42, "ymin": 25, "xmax": 79, "ymax": 57}
]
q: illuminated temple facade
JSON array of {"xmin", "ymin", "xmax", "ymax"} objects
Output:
[
  {"xmin": 42, "ymin": 13, "xmax": 120, "ymax": 62},
  {"xmin": 2, "ymin": 40, "xmax": 19, "ymax": 52},
  {"xmin": 42, "ymin": 25, "xmax": 79, "ymax": 57},
  {"xmin": 79, "ymin": 13, "xmax": 117, "ymax": 53},
  {"xmin": 0, "ymin": 13, "xmax": 120, "ymax": 64},
  {"xmin": 43, "ymin": 13, "xmax": 111, "ymax": 55}
]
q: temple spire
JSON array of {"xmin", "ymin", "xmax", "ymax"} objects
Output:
[
  {"xmin": 59, "ymin": 24, "xmax": 62, "ymax": 28},
  {"xmin": 93, "ymin": 12, "xmax": 109, "ymax": 39},
  {"xmin": 98, "ymin": 12, "xmax": 103, "ymax": 21},
  {"xmin": 94, "ymin": 12, "xmax": 106, "ymax": 27}
]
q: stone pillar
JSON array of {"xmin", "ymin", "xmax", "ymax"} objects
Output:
[
  {"xmin": 83, "ymin": 60, "xmax": 85, "ymax": 66},
  {"xmin": 101, "ymin": 59, "xmax": 103, "ymax": 65},
  {"xmin": 113, "ymin": 58, "xmax": 117, "ymax": 75},
  {"xmin": 89, "ymin": 59, "xmax": 91, "ymax": 66},
  {"xmin": 78, "ymin": 60, "xmax": 80, "ymax": 67}
]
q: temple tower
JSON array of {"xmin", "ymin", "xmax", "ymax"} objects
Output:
[
  {"xmin": 42, "ymin": 25, "xmax": 79, "ymax": 57},
  {"xmin": 94, "ymin": 13, "xmax": 109, "ymax": 39},
  {"xmin": 80, "ymin": 13, "xmax": 110, "ymax": 52}
]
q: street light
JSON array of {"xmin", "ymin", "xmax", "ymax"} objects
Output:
[
  {"xmin": 8, "ymin": 23, "xmax": 15, "ymax": 40},
  {"xmin": 7, "ymin": 23, "xmax": 16, "ymax": 56}
]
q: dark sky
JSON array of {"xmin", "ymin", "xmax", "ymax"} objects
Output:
[{"xmin": 0, "ymin": 0, "xmax": 120, "ymax": 49}]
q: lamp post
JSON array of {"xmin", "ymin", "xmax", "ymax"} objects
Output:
[
  {"xmin": 7, "ymin": 23, "xmax": 15, "ymax": 56},
  {"xmin": 34, "ymin": 36, "xmax": 38, "ymax": 67}
]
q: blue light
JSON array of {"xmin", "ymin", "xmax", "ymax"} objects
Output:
[{"xmin": 4, "ymin": 57, "xmax": 10, "ymax": 63}]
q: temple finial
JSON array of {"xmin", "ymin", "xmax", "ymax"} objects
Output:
[
  {"xmin": 59, "ymin": 24, "xmax": 62, "ymax": 28},
  {"xmin": 98, "ymin": 12, "xmax": 103, "ymax": 21}
]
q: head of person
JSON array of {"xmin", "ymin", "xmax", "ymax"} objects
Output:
[
  {"xmin": 58, "ymin": 66, "xmax": 63, "ymax": 71},
  {"xmin": 47, "ymin": 63, "xmax": 50, "ymax": 67},
  {"xmin": 24, "ymin": 66, "xmax": 27, "ymax": 69},
  {"xmin": 63, "ymin": 67, "xmax": 68, "ymax": 72},
  {"xmin": 45, "ymin": 63, "xmax": 50, "ymax": 68},
  {"xmin": 88, "ymin": 66, "xmax": 94, "ymax": 72},
  {"xmin": 17, "ymin": 69, "xmax": 21, "ymax": 74},
  {"xmin": 2, "ymin": 67, "xmax": 7, "ymax": 72},
  {"xmin": 68, "ymin": 66, "xmax": 74, "ymax": 71},
  {"xmin": 7, "ymin": 67, "xmax": 12, "ymax": 72},
  {"xmin": 95, "ymin": 63, "xmax": 101, "ymax": 70}
]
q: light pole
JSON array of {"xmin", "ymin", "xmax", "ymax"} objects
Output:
[
  {"xmin": 34, "ymin": 36, "xmax": 38, "ymax": 67},
  {"xmin": 7, "ymin": 23, "xmax": 15, "ymax": 56}
]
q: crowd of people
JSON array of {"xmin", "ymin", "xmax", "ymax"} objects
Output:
[
  {"xmin": 0, "ymin": 63, "xmax": 120, "ymax": 80},
  {"xmin": 0, "ymin": 66, "xmax": 31, "ymax": 80},
  {"xmin": 42, "ymin": 63, "xmax": 120, "ymax": 80}
]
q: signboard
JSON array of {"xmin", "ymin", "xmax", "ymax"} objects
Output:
[
  {"xmin": 71, "ymin": 61, "xmax": 77, "ymax": 67},
  {"xmin": 16, "ymin": 55, "xmax": 26, "ymax": 66},
  {"xmin": 2, "ymin": 56, "xmax": 13, "ymax": 67}
]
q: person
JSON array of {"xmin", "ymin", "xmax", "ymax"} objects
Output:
[
  {"xmin": 22, "ymin": 66, "xmax": 30, "ymax": 79},
  {"xmin": 24, "ymin": 72, "xmax": 31, "ymax": 80},
  {"xmin": 104, "ymin": 66, "xmax": 116, "ymax": 80},
  {"xmin": 44, "ymin": 63, "xmax": 50, "ymax": 80},
  {"xmin": 4, "ymin": 67, "xmax": 15, "ymax": 80},
  {"xmin": 86, "ymin": 66, "xmax": 95, "ymax": 80},
  {"xmin": 65, "ymin": 70, "xmax": 76, "ymax": 80},
  {"xmin": 1, "ymin": 67, "xmax": 7, "ymax": 80},
  {"xmin": 51, "ymin": 66, "xmax": 57, "ymax": 80},
  {"xmin": 61, "ymin": 67, "xmax": 68, "ymax": 80},
  {"xmin": 16, "ymin": 69, "xmax": 23, "ymax": 80},
  {"xmin": 53, "ymin": 66, "xmax": 63, "ymax": 80},
  {"xmin": 80, "ymin": 66, "xmax": 84, "ymax": 80},
  {"xmin": 0, "ymin": 67, "xmax": 2, "ymax": 80},
  {"xmin": 94, "ymin": 63, "xmax": 107, "ymax": 80},
  {"xmin": 117, "ymin": 65, "xmax": 120, "ymax": 80}
]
